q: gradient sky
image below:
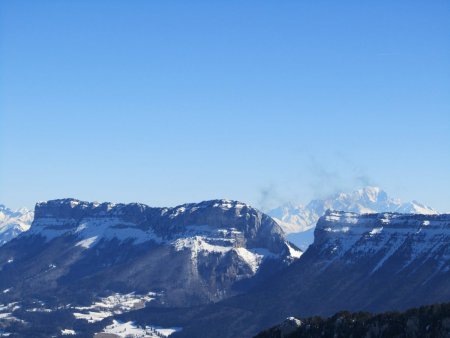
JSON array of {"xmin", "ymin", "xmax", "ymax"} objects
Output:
[{"xmin": 1, "ymin": 1, "xmax": 449, "ymax": 211}]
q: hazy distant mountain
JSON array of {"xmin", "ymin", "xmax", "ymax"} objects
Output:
[
  {"xmin": 268, "ymin": 186, "xmax": 437, "ymax": 249},
  {"xmin": 0, "ymin": 204, "xmax": 33, "ymax": 245}
]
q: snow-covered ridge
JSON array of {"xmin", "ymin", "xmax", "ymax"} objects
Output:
[
  {"xmin": 99, "ymin": 320, "xmax": 181, "ymax": 338},
  {"xmin": 313, "ymin": 210, "xmax": 450, "ymax": 273},
  {"xmin": 34, "ymin": 198, "xmax": 250, "ymax": 220},
  {"xmin": 31, "ymin": 198, "xmax": 283, "ymax": 242},
  {"xmin": 319, "ymin": 210, "xmax": 450, "ymax": 232}
]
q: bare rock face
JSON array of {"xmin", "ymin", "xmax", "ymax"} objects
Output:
[{"xmin": 0, "ymin": 198, "xmax": 301, "ymax": 308}]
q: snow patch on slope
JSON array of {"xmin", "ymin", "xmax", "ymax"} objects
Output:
[
  {"xmin": 173, "ymin": 234, "xmax": 275, "ymax": 274},
  {"xmin": 75, "ymin": 236, "xmax": 98, "ymax": 248},
  {"xmin": 0, "ymin": 302, "xmax": 23, "ymax": 323},
  {"xmin": 100, "ymin": 320, "xmax": 181, "ymax": 338},
  {"xmin": 73, "ymin": 292, "xmax": 156, "ymax": 323},
  {"xmin": 61, "ymin": 329, "xmax": 76, "ymax": 335},
  {"xmin": 286, "ymin": 243, "xmax": 303, "ymax": 259}
]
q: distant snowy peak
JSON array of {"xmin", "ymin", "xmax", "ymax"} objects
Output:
[
  {"xmin": 0, "ymin": 204, "xmax": 33, "ymax": 245},
  {"xmin": 396, "ymin": 200, "xmax": 437, "ymax": 214},
  {"xmin": 305, "ymin": 186, "xmax": 436, "ymax": 216},
  {"xmin": 267, "ymin": 204, "xmax": 312, "ymax": 234},
  {"xmin": 268, "ymin": 186, "xmax": 437, "ymax": 234}
]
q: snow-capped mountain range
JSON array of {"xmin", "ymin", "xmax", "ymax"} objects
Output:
[
  {"xmin": 0, "ymin": 204, "xmax": 33, "ymax": 245},
  {"xmin": 0, "ymin": 198, "xmax": 448, "ymax": 337},
  {"xmin": 268, "ymin": 186, "xmax": 437, "ymax": 234},
  {"xmin": 0, "ymin": 187, "xmax": 437, "ymax": 249}
]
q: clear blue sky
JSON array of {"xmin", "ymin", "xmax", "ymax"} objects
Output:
[{"xmin": 1, "ymin": 1, "xmax": 449, "ymax": 211}]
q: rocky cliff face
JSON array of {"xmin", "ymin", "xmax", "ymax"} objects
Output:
[
  {"xmin": 287, "ymin": 211, "xmax": 450, "ymax": 315},
  {"xmin": 312, "ymin": 211, "xmax": 450, "ymax": 271},
  {"xmin": 31, "ymin": 198, "xmax": 290, "ymax": 254},
  {"xmin": 0, "ymin": 198, "xmax": 300, "ymax": 309}
]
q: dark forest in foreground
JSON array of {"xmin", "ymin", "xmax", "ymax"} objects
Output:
[{"xmin": 255, "ymin": 302, "xmax": 450, "ymax": 338}]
